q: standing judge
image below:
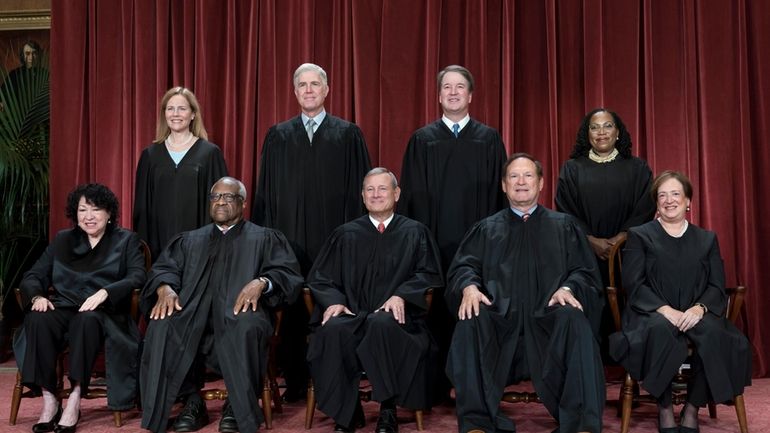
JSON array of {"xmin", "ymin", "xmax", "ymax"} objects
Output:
[
  {"xmin": 398, "ymin": 65, "xmax": 507, "ymax": 401},
  {"xmin": 447, "ymin": 153, "xmax": 605, "ymax": 433},
  {"xmin": 134, "ymin": 86, "xmax": 228, "ymax": 261},
  {"xmin": 609, "ymin": 171, "xmax": 751, "ymax": 433},
  {"xmin": 140, "ymin": 177, "xmax": 303, "ymax": 433},
  {"xmin": 252, "ymin": 63, "xmax": 371, "ymax": 400},
  {"xmin": 307, "ymin": 168, "xmax": 443, "ymax": 433}
]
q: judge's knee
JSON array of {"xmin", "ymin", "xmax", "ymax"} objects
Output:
[{"xmin": 366, "ymin": 311, "xmax": 401, "ymax": 332}]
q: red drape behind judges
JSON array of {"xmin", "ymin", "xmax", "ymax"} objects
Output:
[{"xmin": 50, "ymin": 0, "xmax": 770, "ymax": 375}]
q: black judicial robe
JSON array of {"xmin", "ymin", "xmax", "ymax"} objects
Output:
[
  {"xmin": 398, "ymin": 118, "xmax": 507, "ymax": 269},
  {"xmin": 555, "ymin": 155, "xmax": 655, "ymax": 246},
  {"xmin": 251, "ymin": 114, "xmax": 371, "ymax": 273},
  {"xmin": 14, "ymin": 227, "xmax": 146, "ymax": 410},
  {"xmin": 139, "ymin": 221, "xmax": 303, "ymax": 433},
  {"xmin": 133, "ymin": 138, "xmax": 228, "ymax": 261},
  {"xmin": 306, "ymin": 214, "xmax": 444, "ymax": 426},
  {"xmin": 446, "ymin": 207, "xmax": 605, "ymax": 433},
  {"xmin": 609, "ymin": 222, "xmax": 751, "ymax": 403}
]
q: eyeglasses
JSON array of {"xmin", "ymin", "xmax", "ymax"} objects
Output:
[
  {"xmin": 208, "ymin": 193, "xmax": 242, "ymax": 203},
  {"xmin": 588, "ymin": 122, "xmax": 615, "ymax": 132}
]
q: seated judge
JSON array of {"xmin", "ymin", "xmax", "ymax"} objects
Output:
[
  {"xmin": 447, "ymin": 153, "xmax": 605, "ymax": 433},
  {"xmin": 15, "ymin": 183, "xmax": 146, "ymax": 433},
  {"xmin": 139, "ymin": 177, "xmax": 303, "ymax": 433},
  {"xmin": 306, "ymin": 167, "xmax": 443, "ymax": 433},
  {"xmin": 609, "ymin": 171, "xmax": 751, "ymax": 433}
]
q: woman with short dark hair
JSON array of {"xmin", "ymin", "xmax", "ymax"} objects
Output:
[{"xmin": 15, "ymin": 183, "xmax": 146, "ymax": 433}]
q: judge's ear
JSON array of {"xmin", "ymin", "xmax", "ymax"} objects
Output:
[{"xmin": 394, "ymin": 186, "xmax": 401, "ymax": 202}]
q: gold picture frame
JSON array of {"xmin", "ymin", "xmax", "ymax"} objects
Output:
[{"xmin": 0, "ymin": 9, "xmax": 50, "ymax": 31}]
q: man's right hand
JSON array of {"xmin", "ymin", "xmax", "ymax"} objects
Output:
[
  {"xmin": 321, "ymin": 304, "xmax": 353, "ymax": 325},
  {"xmin": 150, "ymin": 284, "xmax": 182, "ymax": 320},
  {"xmin": 458, "ymin": 284, "xmax": 492, "ymax": 320}
]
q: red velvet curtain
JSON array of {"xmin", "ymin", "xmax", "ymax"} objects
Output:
[{"xmin": 50, "ymin": 0, "xmax": 770, "ymax": 375}]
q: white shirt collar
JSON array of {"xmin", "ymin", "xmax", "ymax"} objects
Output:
[
  {"xmin": 369, "ymin": 213, "xmax": 395, "ymax": 229},
  {"xmin": 442, "ymin": 114, "xmax": 470, "ymax": 132}
]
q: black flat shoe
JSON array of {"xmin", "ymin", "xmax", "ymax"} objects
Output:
[
  {"xmin": 375, "ymin": 407, "xmax": 398, "ymax": 433},
  {"xmin": 218, "ymin": 399, "xmax": 238, "ymax": 433},
  {"xmin": 173, "ymin": 395, "xmax": 209, "ymax": 432},
  {"xmin": 53, "ymin": 411, "xmax": 80, "ymax": 433},
  {"xmin": 32, "ymin": 404, "xmax": 62, "ymax": 433},
  {"xmin": 679, "ymin": 426, "xmax": 699, "ymax": 433},
  {"xmin": 658, "ymin": 427, "xmax": 678, "ymax": 433}
]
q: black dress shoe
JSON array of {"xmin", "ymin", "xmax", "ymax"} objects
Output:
[
  {"xmin": 333, "ymin": 402, "xmax": 366, "ymax": 432},
  {"xmin": 173, "ymin": 396, "xmax": 209, "ymax": 432},
  {"xmin": 32, "ymin": 404, "xmax": 62, "ymax": 433},
  {"xmin": 375, "ymin": 408, "xmax": 398, "ymax": 433},
  {"xmin": 53, "ymin": 411, "xmax": 80, "ymax": 433},
  {"xmin": 334, "ymin": 424, "xmax": 354, "ymax": 433},
  {"xmin": 679, "ymin": 426, "xmax": 699, "ymax": 433},
  {"xmin": 218, "ymin": 399, "xmax": 238, "ymax": 433}
]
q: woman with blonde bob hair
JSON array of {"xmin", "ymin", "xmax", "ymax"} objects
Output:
[{"xmin": 134, "ymin": 86, "xmax": 228, "ymax": 261}]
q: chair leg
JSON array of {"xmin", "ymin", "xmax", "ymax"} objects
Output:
[
  {"xmin": 415, "ymin": 409, "xmax": 424, "ymax": 431},
  {"xmin": 9, "ymin": 370, "xmax": 23, "ymax": 425},
  {"xmin": 304, "ymin": 380, "xmax": 316, "ymax": 429},
  {"xmin": 707, "ymin": 401, "xmax": 717, "ymax": 418},
  {"xmin": 734, "ymin": 394, "xmax": 748, "ymax": 433},
  {"xmin": 620, "ymin": 374, "xmax": 634, "ymax": 433},
  {"xmin": 262, "ymin": 378, "xmax": 273, "ymax": 429},
  {"xmin": 113, "ymin": 411, "xmax": 122, "ymax": 427}
]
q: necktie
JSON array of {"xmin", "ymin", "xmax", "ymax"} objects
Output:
[
  {"xmin": 306, "ymin": 118, "xmax": 316, "ymax": 143},
  {"xmin": 377, "ymin": 222, "xmax": 385, "ymax": 233},
  {"xmin": 452, "ymin": 123, "xmax": 460, "ymax": 138},
  {"xmin": 522, "ymin": 213, "xmax": 530, "ymax": 222}
]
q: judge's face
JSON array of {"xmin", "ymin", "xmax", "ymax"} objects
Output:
[
  {"xmin": 587, "ymin": 111, "xmax": 619, "ymax": 156},
  {"xmin": 362, "ymin": 173, "xmax": 400, "ymax": 216},
  {"xmin": 165, "ymin": 94, "xmax": 195, "ymax": 134},
  {"xmin": 656, "ymin": 177, "xmax": 690, "ymax": 223},
  {"xmin": 438, "ymin": 71, "xmax": 472, "ymax": 118},
  {"xmin": 294, "ymin": 71, "xmax": 328, "ymax": 117},
  {"xmin": 77, "ymin": 196, "xmax": 110, "ymax": 240},
  {"xmin": 23, "ymin": 44, "xmax": 38, "ymax": 68},
  {"xmin": 502, "ymin": 157, "xmax": 543, "ymax": 212},
  {"xmin": 209, "ymin": 181, "xmax": 245, "ymax": 227}
]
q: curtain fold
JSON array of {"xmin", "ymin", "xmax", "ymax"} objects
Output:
[{"xmin": 50, "ymin": 0, "xmax": 770, "ymax": 376}]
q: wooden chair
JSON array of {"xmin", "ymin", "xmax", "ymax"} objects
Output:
[
  {"xmin": 9, "ymin": 239, "xmax": 152, "ymax": 427},
  {"xmin": 199, "ymin": 309, "xmax": 284, "ymax": 429},
  {"xmin": 605, "ymin": 239, "xmax": 749, "ymax": 433},
  {"xmin": 303, "ymin": 287, "xmax": 432, "ymax": 431}
]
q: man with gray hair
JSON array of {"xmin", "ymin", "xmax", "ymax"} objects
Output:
[
  {"xmin": 252, "ymin": 62, "xmax": 371, "ymax": 401},
  {"xmin": 141, "ymin": 177, "xmax": 303, "ymax": 433},
  {"xmin": 307, "ymin": 167, "xmax": 443, "ymax": 433}
]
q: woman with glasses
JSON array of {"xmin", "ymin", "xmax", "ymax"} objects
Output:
[
  {"xmin": 15, "ymin": 183, "xmax": 146, "ymax": 433},
  {"xmin": 134, "ymin": 86, "xmax": 228, "ymax": 261}
]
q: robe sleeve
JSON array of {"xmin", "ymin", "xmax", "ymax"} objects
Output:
[
  {"xmin": 393, "ymin": 228, "xmax": 444, "ymax": 311},
  {"xmin": 623, "ymin": 228, "xmax": 669, "ymax": 313},
  {"xmin": 257, "ymin": 229, "xmax": 303, "ymax": 308},
  {"xmin": 251, "ymin": 127, "xmax": 277, "ymax": 227},
  {"xmin": 695, "ymin": 234, "xmax": 727, "ymax": 316},
  {"xmin": 204, "ymin": 144, "xmax": 228, "ymax": 195},
  {"xmin": 619, "ymin": 159, "xmax": 655, "ymax": 231},
  {"xmin": 102, "ymin": 231, "xmax": 147, "ymax": 308},
  {"xmin": 445, "ymin": 222, "xmax": 488, "ymax": 313},
  {"xmin": 555, "ymin": 161, "xmax": 592, "ymax": 235},
  {"xmin": 487, "ymin": 131, "xmax": 508, "ymax": 212},
  {"xmin": 342, "ymin": 125, "xmax": 372, "ymax": 222},
  {"xmin": 18, "ymin": 242, "xmax": 55, "ymax": 308},
  {"xmin": 558, "ymin": 218, "xmax": 604, "ymax": 335},
  {"xmin": 306, "ymin": 229, "xmax": 349, "ymax": 310},
  {"xmin": 140, "ymin": 233, "xmax": 187, "ymax": 314},
  {"xmin": 397, "ymin": 132, "xmax": 431, "ymax": 224},
  {"xmin": 133, "ymin": 148, "xmax": 151, "ymax": 237}
]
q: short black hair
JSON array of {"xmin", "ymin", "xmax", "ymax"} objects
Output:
[
  {"xmin": 65, "ymin": 183, "xmax": 120, "ymax": 228},
  {"xmin": 569, "ymin": 108, "xmax": 633, "ymax": 159},
  {"xmin": 18, "ymin": 40, "xmax": 42, "ymax": 66}
]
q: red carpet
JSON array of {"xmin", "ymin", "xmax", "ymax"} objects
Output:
[{"xmin": 0, "ymin": 361, "xmax": 765, "ymax": 432}]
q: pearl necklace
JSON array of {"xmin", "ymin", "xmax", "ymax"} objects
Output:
[
  {"xmin": 165, "ymin": 133, "xmax": 195, "ymax": 150},
  {"xmin": 588, "ymin": 148, "xmax": 619, "ymax": 163}
]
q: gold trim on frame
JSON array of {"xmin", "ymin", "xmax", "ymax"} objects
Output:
[{"xmin": 0, "ymin": 10, "xmax": 51, "ymax": 31}]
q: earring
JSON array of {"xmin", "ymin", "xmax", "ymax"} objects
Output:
[{"xmin": 686, "ymin": 206, "xmax": 690, "ymax": 212}]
